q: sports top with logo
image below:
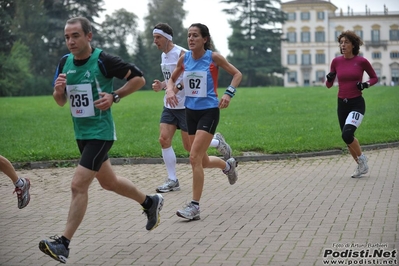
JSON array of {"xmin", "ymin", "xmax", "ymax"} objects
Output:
[
  {"xmin": 64, "ymin": 48, "xmax": 116, "ymax": 141},
  {"xmin": 329, "ymin": 56, "xmax": 377, "ymax": 99},
  {"xmin": 183, "ymin": 50, "xmax": 219, "ymax": 110},
  {"xmin": 160, "ymin": 44, "xmax": 187, "ymax": 109}
]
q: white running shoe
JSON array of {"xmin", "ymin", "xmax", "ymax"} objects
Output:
[
  {"xmin": 214, "ymin": 132, "xmax": 232, "ymax": 160},
  {"xmin": 351, "ymin": 154, "xmax": 369, "ymax": 178},
  {"xmin": 14, "ymin": 177, "xmax": 31, "ymax": 209},
  {"xmin": 156, "ymin": 179, "xmax": 180, "ymax": 193},
  {"xmin": 223, "ymin": 158, "xmax": 238, "ymax": 185},
  {"xmin": 176, "ymin": 202, "xmax": 200, "ymax": 220}
]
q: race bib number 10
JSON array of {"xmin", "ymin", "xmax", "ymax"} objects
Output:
[
  {"xmin": 66, "ymin": 84, "xmax": 95, "ymax": 117},
  {"xmin": 345, "ymin": 111, "xmax": 364, "ymax": 128}
]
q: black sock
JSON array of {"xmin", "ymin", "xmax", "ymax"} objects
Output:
[
  {"xmin": 61, "ymin": 236, "xmax": 70, "ymax": 249},
  {"xmin": 191, "ymin": 200, "xmax": 199, "ymax": 206},
  {"xmin": 141, "ymin": 196, "xmax": 153, "ymax": 210}
]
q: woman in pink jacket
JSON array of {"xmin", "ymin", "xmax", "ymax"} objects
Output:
[{"xmin": 326, "ymin": 30, "xmax": 378, "ymax": 178}]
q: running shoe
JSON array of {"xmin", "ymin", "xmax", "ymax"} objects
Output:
[
  {"xmin": 223, "ymin": 158, "xmax": 238, "ymax": 185},
  {"xmin": 143, "ymin": 194, "xmax": 164, "ymax": 230},
  {"xmin": 351, "ymin": 154, "xmax": 369, "ymax": 178},
  {"xmin": 39, "ymin": 235, "xmax": 69, "ymax": 264},
  {"xmin": 214, "ymin": 132, "xmax": 232, "ymax": 160},
  {"xmin": 156, "ymin": 179, "xmax": 180, "ymax": 193},
  {"xmin": 13, "ymin": 177, "xmax": 30, "ymax": 209},
  {"xmin": 176, "ymin": 202, "xmax": 200, "ymax": 220}
]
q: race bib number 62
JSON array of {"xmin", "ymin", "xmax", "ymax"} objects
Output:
[{"xmin": 183, "ymin": 71, "xmax": 207, "ymax": 98}]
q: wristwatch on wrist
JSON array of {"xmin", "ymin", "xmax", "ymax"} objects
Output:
[
  {"xmin": 111, "ymin": 92, "xmax": 120, "ymax": 103},
  {"xmin": 176, "ymin": 83, "xmax": 184, "ymax": 91}
]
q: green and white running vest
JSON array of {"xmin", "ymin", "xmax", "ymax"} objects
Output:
[{"xmin": 64, "ymin": 48, "xmax": 116, "ymax": 140}]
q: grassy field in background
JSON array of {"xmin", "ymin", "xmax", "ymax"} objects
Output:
[{"xmin": 0, "ymin": 86, "xmax": 398, "ymax": 163}]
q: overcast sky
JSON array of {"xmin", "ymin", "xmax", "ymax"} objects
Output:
[{"xmin": 100, "ymin": 0, "xmax": 399, "ymax": 57}]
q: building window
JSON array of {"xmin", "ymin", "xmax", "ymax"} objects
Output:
[
  {"xmin": 390, "ymin": 52, "xmax": 399, "ymax": 59},
  {"xmin": 317, "ymin": 11, "xmax": 324, "ymax": 20},
  {"xmin": 302, "ymin": 54, "xmax": 311, "ymax": 65},
  {"xmin": 392, "ymin": 68, "xmax": 399, "ymax": 84},
  {"xmin": 315, "ymin": 31, "xmax": 325, "ymax": 42},
  {"xmin": 374, "ymin": 68, "xmax": 381, "ymax": 83},
  {"xmin": 301, "ymin": 12, "xmax": 310, "ymax": 20},
  {"xmin": 315, "ymin": 54, "xmax": 325, "ymax": 64},
  {"xmin": 354, "ymin": 30, "xmax": 363, "ymax": 39},
  {"xmin": 287, "ymin": 54, "xmax": 297, "ymax": 65},
  {"xmin": 316, "ymin": 70, "xmax": 325, "ymax": 83},
  {"xmin": 288, "ymin": 71, "xmax": 297, "ymax": 83},
  {"xmin": 371, "ymin": 30, "xmax": 380, "ymax": 42},
  {"xmin": 335, "ymin": 53, "xmax": 341, "ymax": 57},
  {"xmin": 390, "ymin": 30, "xmax": 399, "ymax": 41},
  {"xmin": 372, "ymin": 52, "xmax": 381, "ymax": 59},
  {"xmin": 303, "ymin": 72, "xmax": 310, "ymax": 86},
  {"xmin": 287, "ymin": 12, "xmax": 296, "ymax": 21},
  {"xmin": 335, "ymin": 31, "xmax": 341, "ymax": 40},
  {"xmin": 301, "ymin": 32, "xmax": 310, "ymax": 43},
  {"xmin": 287, "ymin": 32, "xmax": 296, "ymax": 43}
]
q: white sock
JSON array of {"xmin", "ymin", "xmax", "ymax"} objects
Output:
[
  {"xmin": 15, "ymin": 177, "xmax": 24, "ymax": 187},
  {"xmin": 209, "ymin": 138, "xmax": 219, "ymax": 148},
  {"xmin": 224, "ymin": 162, "xmax": 231, "ymax": 172},
  {"xmin": 162, "ymin": 147, "xmax": 177, "ymax": 181}
]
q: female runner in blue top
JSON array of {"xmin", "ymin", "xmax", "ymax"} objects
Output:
[{"xmin": 165, "ymin": 23, "xmax": 242, "ymax": 220}]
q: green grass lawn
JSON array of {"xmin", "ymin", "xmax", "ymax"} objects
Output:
[{"xmin": 1, "ymin": 86, "xmax": 398, "ymax": 163}]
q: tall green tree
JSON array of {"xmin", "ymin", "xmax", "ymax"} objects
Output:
[
  {"xmin": 132, "ymin": 34, "xmax": 151, "ymax": 90},
  {"xmin": 221, "ymin": 0, "xmax": 286, "ymax": 86},
  {"xmin": 101, "ymin": 8, "xmax": 138, "ymax": 57},
  {"xmin": 0, "ymin": 0, "xmax": 50, "ymax": 95},
  {"xmin": 142, "ymin": 0, "xmax": 187, "ymax": 84},
  {"xmin": 13, "ymin": 0, "xmax": 49, "ymax": 76},
  {"xmin": 0, "ymin": 0, "xmax": 16, "ymax": 54},
  {"xmin": 41, "ymin": 0, "xmax": 106, "ymax": 86},
  {"xmin": 0, "ymin": 0, "xmax": 111, "ymax": 96},
  {"xmin": 100, "ymin": 8, "xmax": 139, "ymax": 90},
  {"xmin": 0, "ymin": 41, "xmax": 32, "ymax": 96}
]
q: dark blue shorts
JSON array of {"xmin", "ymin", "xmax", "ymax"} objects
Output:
[{"xmin": 160, "ymin": 107, "xmax": 188, "ymax": 132}]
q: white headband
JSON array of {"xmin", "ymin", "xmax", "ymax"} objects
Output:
[{"xmin": 153, "ymin": 29, "xmax": 173, "ymax": 41}]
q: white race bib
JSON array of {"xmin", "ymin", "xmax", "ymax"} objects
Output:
[
  {"xmin": 183, "ymin": 71, "xmax": 207, "ymax": 98},
  {"xmin": 66, "ymin": 84, "xmax": 95, "ymax": 117},
  {"xmin": 345, "ymin": 111, "xmax": 364, "ymax": 128},
  {"xmin": 161, "ymin": 63, "xmax": 176, "ymax": 82}
]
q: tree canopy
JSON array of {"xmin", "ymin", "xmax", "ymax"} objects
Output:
[
  {"xmin": 0, "ymin": 0, "xmax": 285, "ymax": 96},
  {"xmin": 221, "ymin": 0, "xmax": 286, "ymax": 86}
]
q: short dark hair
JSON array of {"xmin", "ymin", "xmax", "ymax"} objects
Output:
[
  {"xmin": 153, "ymin": 23, "xmax": 174, "ymax": 37},
  {"xmin": 337, "ymin": 30, "xmax": 363, "ymax": 55},
  {"xmin": 66, "ymin": 17, "xmax": 92, "ymax": 35},
  {"xmin": 189, "ymin": 23, "xmax": 213, "ymax": 50}
]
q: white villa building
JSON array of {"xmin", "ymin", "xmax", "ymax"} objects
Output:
[{"xmin": 281, "ymin": 0, "xmax": 399, "ymax": 87}]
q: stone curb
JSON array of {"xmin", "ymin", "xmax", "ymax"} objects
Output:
[{"xmin": 13, "ymin": 142, "xmax": 399, "ymax": 170}]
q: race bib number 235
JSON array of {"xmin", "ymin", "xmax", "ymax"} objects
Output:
[{"xmin": 66, "ymin": 84, "xmax": 95, "ymax": 117}]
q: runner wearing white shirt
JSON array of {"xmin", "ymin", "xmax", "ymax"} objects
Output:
[{"xmin": 152, "ymin": 23, "xmax": 232, "ymax": 193}]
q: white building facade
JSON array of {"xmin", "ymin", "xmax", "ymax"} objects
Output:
[{"xmin": 281, "ymin": 0, "xmax": 399, "ymax": 87}]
